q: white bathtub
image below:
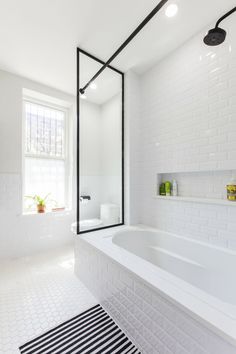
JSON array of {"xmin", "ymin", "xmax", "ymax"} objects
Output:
[
  {"xmin": 113, "ymin": 229, "xmax": 236, "ymax": 306},
  {"xmin": 75, "ymin": 225, "xmax": 236, "ymax": 353}
]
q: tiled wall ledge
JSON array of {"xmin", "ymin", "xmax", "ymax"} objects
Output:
[
  {"xmin": 157, "ymin": 170, "xmax": 236, "ymax": 204},
  {"xmin": 155, "ymin": 195, "xmax": 236, "ymax": 207},
  {"xmin": 75, "ymin": 238, "xmax": 236, "ymax": 354}
]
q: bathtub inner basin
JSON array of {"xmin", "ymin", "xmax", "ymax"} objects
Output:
[{"xmin": 113, "ymin": 229, "xmax": 236, "ymax": 305}]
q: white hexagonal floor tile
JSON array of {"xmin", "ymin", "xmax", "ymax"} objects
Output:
[{"xmin": 0, "ymin": 245, "xmax": 97, "ymax": 353}]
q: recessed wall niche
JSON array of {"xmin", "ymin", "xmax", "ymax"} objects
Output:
[{"xmin": 156, "ymin": 170, "xmax": 236, "ymax": 206}]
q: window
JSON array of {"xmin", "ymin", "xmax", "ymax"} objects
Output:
[{"xmin": 23, "ymin": 100, "xmax": 69, "ymax": 212}]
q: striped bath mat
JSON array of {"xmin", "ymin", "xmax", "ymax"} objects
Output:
[{"xmin": 19, "ymin": 304, "xmax": 141, "ymax": 354}]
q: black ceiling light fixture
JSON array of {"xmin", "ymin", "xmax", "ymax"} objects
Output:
[
  {"xmin": 79, "ymin": 0, "xmax": 169, "ymax": 96},
  {"xmin": 204, "ymin": 6, "xmax": 236, "ymax": 46}
]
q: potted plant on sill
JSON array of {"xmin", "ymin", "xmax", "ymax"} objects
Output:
[{"xmin": 25, "ymin": 194, "xmax": 51, "ymax": 213}]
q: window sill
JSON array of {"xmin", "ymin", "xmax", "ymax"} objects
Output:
[{"xmin": 22, "ymin": 208, "xmax": 72, "ymax": 216}]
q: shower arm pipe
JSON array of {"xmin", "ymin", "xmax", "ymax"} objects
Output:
[
  {"xmin": 79, "ymin": 0, "xmax": 169, "ymax": 94},
  {"xmin": 215, "ymin": 6, "xmax": 236, "ymax": 28}
]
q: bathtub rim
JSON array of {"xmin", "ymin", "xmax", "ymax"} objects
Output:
[{"xmin": 77, "ymin": 224, "xmax": 236, "ymax": 347}]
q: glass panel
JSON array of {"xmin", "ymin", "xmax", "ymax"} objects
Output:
[
  {"xmin": 78, "ymin": 51, "xmax": 123, "ymax": 232},
  {"xmin": 24, "ymin": 157, "xmax": 65, "ymax": 211}
]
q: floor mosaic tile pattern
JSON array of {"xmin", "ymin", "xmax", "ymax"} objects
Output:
[
  {"xmin": 0, "ymin": 245, "xmax": 97, "ymax": 354},
  {"xmin": 19, "ymin": 304, "xmax": 141, "ymax": 354}
]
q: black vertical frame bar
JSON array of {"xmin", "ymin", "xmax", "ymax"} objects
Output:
[
  {"xmin": 77, "ymin": 47, "xmax": 125, "ymax": 234},
  {"xmin": 76, "ymin": 48, "xmax": 80, "ymax": 235},
  {"xmin": 121, "ymin": 71, "xmax": 125, "ymax": 228}
]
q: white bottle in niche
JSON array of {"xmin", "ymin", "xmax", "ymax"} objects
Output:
[{"xmin": 172, "ymin": 179, "xmax": 178, "ymax": 196}]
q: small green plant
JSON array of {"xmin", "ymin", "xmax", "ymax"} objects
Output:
[
  {"xmin": 26, "ymin": 193, "xmax": 50, "ymax": 206},
  {"xmin": 25, "ymin": 193, "xmax": 53, "ymax": 212}
]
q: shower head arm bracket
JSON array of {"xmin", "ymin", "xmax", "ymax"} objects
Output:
[{"xmin": 215, "ymin": 6, "xmax": 236, "ymax": 28}]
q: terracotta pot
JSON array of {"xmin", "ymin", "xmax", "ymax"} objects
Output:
[{"xmin": 37, "ymin": 204, "xmax": 46, "ymax": 213}]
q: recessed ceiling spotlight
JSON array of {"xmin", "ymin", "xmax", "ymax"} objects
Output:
[
  {"xmin": 165, "ymin": 4, "xmax": 178, "ymax": 18},
  {"xmin": 90, "ymin": 82, "xmax": 97, "ymax": 90}
]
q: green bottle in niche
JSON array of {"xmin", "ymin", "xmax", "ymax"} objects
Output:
[
  {"xmin": 159, "ymin": 183, "xmax": 166, "ymax": 196},
  {"xmin": 165, "ymin": 181, "xmax": 171, "ymax": 196},
  {"xmin": 227, "ymin": 178, "xmax": 236, "ymax": 201}
]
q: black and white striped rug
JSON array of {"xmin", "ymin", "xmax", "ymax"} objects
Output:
[{"xmin": 19, "ymin": 304, "xmax": 141, "ymax": 354}]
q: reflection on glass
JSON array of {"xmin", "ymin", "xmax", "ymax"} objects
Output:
[{"xmin": 78, "ymin": 51, "xmax": 123, "ymax": 232}]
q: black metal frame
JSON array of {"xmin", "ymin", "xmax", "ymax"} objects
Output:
[
  {"xmin": 77, "ymin": 47, "xmax": 125, "ymax": 234},
  {"xmin": 79, "ymin": 0, "xmax": 169, "ymax": 94}
]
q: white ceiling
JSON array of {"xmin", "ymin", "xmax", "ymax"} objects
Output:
[{"xmin": 0, "ymin": 0, "xmax": 235, "ymax": 96}]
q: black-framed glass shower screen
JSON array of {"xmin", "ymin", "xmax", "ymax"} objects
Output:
[{"xmin": 77, "ymin": 48, "xmax": 124, "ymax": 234}]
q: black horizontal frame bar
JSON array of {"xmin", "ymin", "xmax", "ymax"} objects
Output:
[{"xmin": 78, "ymin": 223, "xmax": 124, "ymax": 235}]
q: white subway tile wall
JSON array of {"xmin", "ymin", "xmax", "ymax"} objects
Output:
[
  {"xmin": 138, "ymin": 19, "xmax": 236, "ymax": 249},
  {"xmin": 75, "ymin": 239, "xmax": 236, "ymax": 354}
]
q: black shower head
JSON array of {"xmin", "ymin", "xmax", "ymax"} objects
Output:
[
  {"xmin": 203, "ymin": 27, "xmax": 226, "ymax": 46},
  {"xmin": 203, "ymin": 6, "xmax": 236, "ymax": 46}
]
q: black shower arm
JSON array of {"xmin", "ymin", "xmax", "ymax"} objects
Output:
[
  {"xmin": 79, "ymin": 0, "xmax": 169, "ymax": 94},
  {"xmin": 215, "ymin": 6, "xmax": 236, "ymax": 28}
]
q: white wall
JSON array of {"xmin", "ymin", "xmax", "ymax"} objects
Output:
[
  {"xmin": 137, "ymin": 17, "xmax": 236, "ymax": 250},
  {"xmin": 0, "ymin": 69, "xmax": 76, "ymax": 260}
]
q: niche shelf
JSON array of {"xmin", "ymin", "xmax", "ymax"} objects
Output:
[
  {"xmin": 156, "ymin": 169, "xmax": 236, "ymax": 207},
  {"xmin": 155, "ymin": 195, "xmax": 236, "ymax": 207}
]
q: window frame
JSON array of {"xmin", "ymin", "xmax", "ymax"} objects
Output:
[{"xmin": 22, "ymin": 95, "xmax": 70, "ymax": 214}]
